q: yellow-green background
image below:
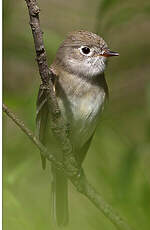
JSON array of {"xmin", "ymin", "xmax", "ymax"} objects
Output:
[{"xmin": 3, "ymin": 0, "xmax": 150, "ymax": 229}]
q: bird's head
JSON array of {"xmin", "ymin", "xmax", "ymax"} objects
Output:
[{"xmin": 53, "ymin": 30, "xmax": 119, "ymax": 78}]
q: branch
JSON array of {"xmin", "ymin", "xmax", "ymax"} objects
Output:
[
  {"xmin": 25, "ymin": 0, "xmax": 79, "ymax": 177},
  {"xmin": 3, "ymin": 103, "xmax": 132, "ymax": 230},
  {"xmin": 2, "ymin": 104, "xmax": 64, "ymax": 173}
]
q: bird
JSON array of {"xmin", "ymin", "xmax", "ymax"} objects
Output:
[{"xmin": 36, "ymin": 30, "xmax": 119, "ymax": 226}]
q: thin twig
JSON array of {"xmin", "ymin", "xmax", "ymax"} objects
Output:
[
  {"xmin": 2, "ymin": 104, "xmax": 64, "ymax": 172},
  {"xmin": 3, "ymin": 103, "xmax": 132, "ymax": 230},
  {"xmin": 25, "ymin": 0, "xmax": 79, "ymax": 176}
]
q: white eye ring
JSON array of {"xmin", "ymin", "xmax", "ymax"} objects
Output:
[{"xmin": 78, "ymin": 46, "xmax": 92, "ymax": 56}]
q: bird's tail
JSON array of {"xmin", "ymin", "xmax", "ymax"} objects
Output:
[{"xmin": 52, "ymin": 166, "xmax": 69, "ymax": 226}]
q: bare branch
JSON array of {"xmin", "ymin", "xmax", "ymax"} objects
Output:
[
  {"xmin": 25, "ymin": 0, "xmax": 79, "ymax": 176},
  {"xmin": 2, "ymin": 104, "xmax": 64, "ymax": 172},
  {"xmin": 3, "ymin": 103, "xmax": 132, "ymax": 230}
]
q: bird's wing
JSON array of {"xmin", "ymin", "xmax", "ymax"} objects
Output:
[
  {"xmin": 36, "ymin": 83, "xmax": 69, "ymax": 225},
  {"xmin": 36, "ymin": 86, "xmax": 49, "ymax": 169},
  {"xmin": 76, "ymin": 134, "xmax": 94, "ymax": 166}
]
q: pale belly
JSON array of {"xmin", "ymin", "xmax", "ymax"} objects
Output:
[{"xmin": 58, "ymin": 89, "xmax": 106, "ymax": 149}]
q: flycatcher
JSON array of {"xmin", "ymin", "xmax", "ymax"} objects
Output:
[{"xmin": 36, "ymin": 30, "xmax": 119, "ymax": 226}]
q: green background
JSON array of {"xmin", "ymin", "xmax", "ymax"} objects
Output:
[{"xmin": 3, "ymin": 0, "xmax": 150, "ymax": 229}]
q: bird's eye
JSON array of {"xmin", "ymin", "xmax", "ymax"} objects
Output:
[
  {"xmin": 79, "ymin": 46, "xmax": 91, "ymax": 56},
  {"xmin": 82, "ymin": 47, "xmax": 90, "ymax": 54}
]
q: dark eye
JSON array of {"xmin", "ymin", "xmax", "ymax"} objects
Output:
[{"xmin": 81, "ymin": 47, "xmax": 90, "ymax": 54}]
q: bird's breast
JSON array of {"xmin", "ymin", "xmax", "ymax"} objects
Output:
[
  {"xmin": 69, "ymin": 89, "xmax": 105, "ymax": 122},
  {"xmin": 57, "ymin": 77, "xmax": 106, "ymax": 148}
]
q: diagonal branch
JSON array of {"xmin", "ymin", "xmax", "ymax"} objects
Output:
[
  {"xmin": 2, "ymin": 104, "xmax": 64, "ymax": 172},
  {"xmin": 3, "ymin": 103, "xmax": 132, "ymax": 230}
]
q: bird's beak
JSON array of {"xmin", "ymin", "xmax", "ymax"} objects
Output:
[{"xmin": 100, "ymin": 49, "xmax": 119, "ymax": 57}]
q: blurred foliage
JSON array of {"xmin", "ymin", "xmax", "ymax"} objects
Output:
[{"xmin": 3, "ymin": 0, "xmax": 150, "ymax": 230}]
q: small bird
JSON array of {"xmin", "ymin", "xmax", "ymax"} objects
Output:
[{"xmin": 36, "ymin": 30, "xmax": 119, "ymax": 226}]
